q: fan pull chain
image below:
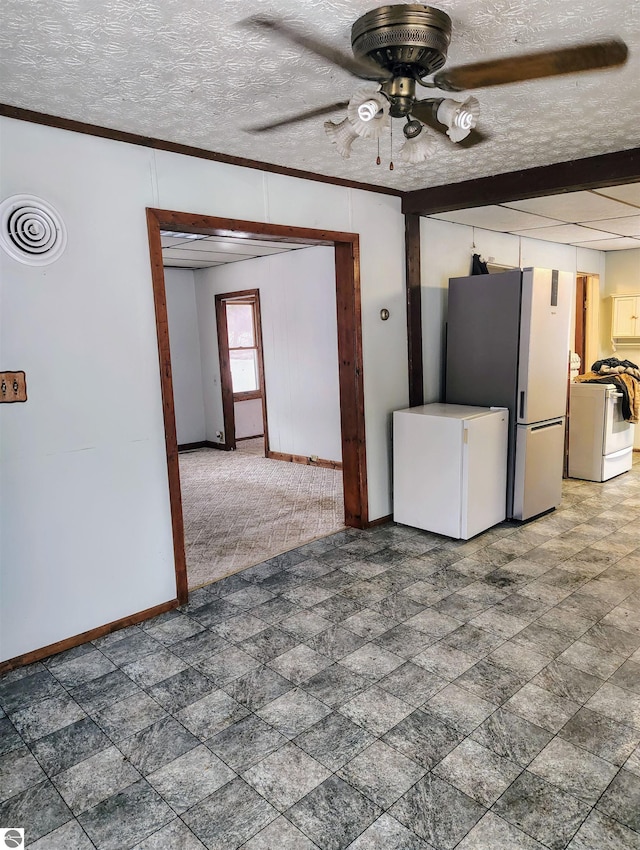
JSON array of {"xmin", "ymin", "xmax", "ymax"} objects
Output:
[
  {"xmin": 376, "ymin": 138, "xmax": 381, "ymax": 166},
  {"xmin": 389, "ymin": 120, "xmax": 394, "ymax": 171}
]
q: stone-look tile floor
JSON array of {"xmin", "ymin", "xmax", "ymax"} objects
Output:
[{"xmin": 1, "ymin": 464, "xmax": 640, "ymax": 849}]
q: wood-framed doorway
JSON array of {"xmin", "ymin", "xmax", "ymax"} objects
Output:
[
  {"xmin": 215, "ymin": 288, "xmax": 268, "ymax": 453},
  {"xmin": 575, "ymin": 274, "xmax": 588, "ymax": 370},
  {"xmin": 146, "ymin": 208, "xmax": 368, "ymax": 604}
]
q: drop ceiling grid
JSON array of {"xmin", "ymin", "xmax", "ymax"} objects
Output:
[
  {"xmin": 593, "ymin": 183, "xmax": 640, "ymax": 206},
  {"xmin": 431, "ymin": 187, "xmax": 640, "ymax": 249},
  {"xmin": 502, "ymin": 190, "xmax": 639, "ymax": 222},
  {"xmin": 162, "ymin": 249, "xmax": 267, "ymax": 264},
  {"xmin": 581, "ymin": 215, "xmax": 640, "ymax": 237},
  {"xmin": 161, "ymin": 234, "xmax": 318, "ymax": 269},
  {"xmin": 573, "ymin": 237, "xmax": 640, "ymax": 250}
]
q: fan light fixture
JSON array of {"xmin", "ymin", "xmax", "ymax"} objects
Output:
[
  {"xmin": 357, "ymin": 100, "xmax": 381, "ymax": 121},
  {"xmin": 436, "ymin": 96, "xmax": 480, "ymax": 142},
  {"xmin": 245, "ymin": 6, "xmax": 628, "ymax": 172},
  {"xmin": 325, "ymin": 86, "xmax": 390, "ymax": 158},
  {"xmin": 324, "ymin": 117, "xmax": 360, "ymax": 158},
  {"xmin": 347, "ymin": 86, "xmax": 389, "ymax": 139},
  {"xmin": 399, "ymin": 120, "xmax": 437, "ymax": 164},
  {"xmin": 326, "ymin": 94, "xmax": 476, "ymax": 166}
]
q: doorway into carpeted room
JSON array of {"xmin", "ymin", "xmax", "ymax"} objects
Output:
[{"xmin": 179, "ymin": 440, "xmax": 345, "ymax": 588}]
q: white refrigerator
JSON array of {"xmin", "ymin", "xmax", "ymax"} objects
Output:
[
  {"xmin": 393, "ymin": 404, "xmax": 509, "ymax": 539},
  {"xmin": 445, "ymin": 267, "xmax": 572, "ymax": 520}
]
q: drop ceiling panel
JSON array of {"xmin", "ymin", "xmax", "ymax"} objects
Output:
[
  {"xmin": 581, "ymin": 215, "xmax": 640, "ymax": 238},
  {"xmin": 511, "ymin": 224, "xmax": 613, "ymax": 243},
  {"xmin": 593, "ymin": 183, "xmax": 640, "ymax": 206},
  {"xmin": 165, "ymin": 240, "xmax": 289, "ymax": 257},
  {"xmin": 431, "ymin": 206, "xmax": 562, "ymax": 232},
  {"xmin": 160, "ymin": 234, "xmax": 315, "ymax": 254},
  {"xmin": 503, "ymin": 191, "xmax": 635, "ymax": 223},
  {"xmin": 164, "ymin": 260, "xmax": 223, "ymax": 268},
  {"xmin": 162, "ymin": 248, "xmax": 260, "ymax": 263},
  {"xmin": 573, "ymin": 237, "xmax": 640, "ymax": 250},
  {"xmin": 204, "ymin": 237, "xmax": 311, "ymax": 251},
  {"xmin": 161, "ymin": 235, "xmax": 210, "ymax": 248}
]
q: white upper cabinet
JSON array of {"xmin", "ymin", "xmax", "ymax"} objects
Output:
[{"xmin": 611, "ymin": 294, "xmax": 640, "ymax": 348}]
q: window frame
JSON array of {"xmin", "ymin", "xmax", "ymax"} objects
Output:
[{"xmin": 226, "ymin": 297, "xmax": 262, "ymax": 399}]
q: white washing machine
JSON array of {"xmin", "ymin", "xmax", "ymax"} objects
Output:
[{"xmin": 568, "ymin": 382, "xmax": 635, "ymax": 481}]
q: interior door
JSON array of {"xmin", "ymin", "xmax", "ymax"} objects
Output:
[{"xmin": 215, "ymin": 290, "xmax": 268, "ymax": 452}]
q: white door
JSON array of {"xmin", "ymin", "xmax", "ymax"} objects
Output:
[{"xmin": 513, "ymin": 418, "xmax": 566, "ymax": 520}]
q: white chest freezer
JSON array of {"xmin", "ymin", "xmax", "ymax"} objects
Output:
[
  {"xmin": 569, "ymin": 382, "xmax": 635, "ymax": 481},
  {"xmin": 393, "ymin": 404, "xmax": 509, "ymax": 539}
]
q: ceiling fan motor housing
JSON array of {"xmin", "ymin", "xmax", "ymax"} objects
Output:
[{"xmin": 351, "ymin": 4, "xmax": 452, "ymax": 78}]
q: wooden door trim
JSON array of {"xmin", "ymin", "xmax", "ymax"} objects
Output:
[
  {"xmin": 214, "ymin": 293, "xmax": 237, "ymax": 451},
  {"xmin": 335, "ymin": 239, "xmax": 368, "ymax": 526},
  {"xmin": 252, "ymin": 291, "xmax": 270, "ymax": 456},
  {"xmin": 575, "ymin": 274, "xmax": 588, "ymax": 371},
  {"xmin": 146, "ymin": 211, "xmax": 188, "ymax": 603},
  {"xmin": 215, "ymin": 289, "xmax": 269, "ymax": 453},
  {"xmin": 146, "ymin": 209, "xmax": 368, "ymax": 602},
  {"xmin": 405, "ymin": 213, "xmax": 424, "ymax": 407}
]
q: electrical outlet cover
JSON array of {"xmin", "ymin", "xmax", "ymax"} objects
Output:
[{"xmin": 0, "ymin": 371, "xmax": 27, "ymax": 402}]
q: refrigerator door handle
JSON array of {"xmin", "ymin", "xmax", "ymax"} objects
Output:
[
  {"xmin": 519, "ymin": 391, "xmax": 525, "ymax": 420},
  {"xmin": 530, "ymin": 419, "xmax": 564, "ymax": 432}
]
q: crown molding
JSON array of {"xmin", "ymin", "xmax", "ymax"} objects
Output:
[{"xmin": 0, "ymin": 103, "xmax": 403, "ymax": 197}]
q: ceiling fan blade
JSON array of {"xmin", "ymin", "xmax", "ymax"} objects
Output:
[
  {"xmin": 410, "ymin": 100, "xmax": 489, "ymax": 147},
  {"xmin": 245, "ymin": 101, "xmax": 350, "ymax": 133},
  {"xmin": 433, "ymin": 38, "xmax": 628, "ymax": 91},
  {"xmin": 242, "ymin": 16, "xmax": 392, "ymax": 82}
]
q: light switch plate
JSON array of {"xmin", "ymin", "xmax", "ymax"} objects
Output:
[{"xmin": 0, "ymin": 371, "xmax": 27, "ymax": 403}]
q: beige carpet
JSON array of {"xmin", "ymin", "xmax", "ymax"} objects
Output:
[{"xmin": 179, "ymin": 441, "xmax": 345, "ymax": 588}]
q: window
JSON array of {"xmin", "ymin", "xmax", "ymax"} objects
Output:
[{"xmin": 226, "ymin": 300, "xmax": 260, "ymax": 397}]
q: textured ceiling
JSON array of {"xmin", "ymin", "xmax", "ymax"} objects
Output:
[{"xmin": 1, "ymin": 0, "xmax": 639, "ymax": 191}]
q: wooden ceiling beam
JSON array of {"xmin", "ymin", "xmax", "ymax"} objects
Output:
[{"xmin": 402, "ymin": 147, "xmax": 640, "ymax": 216}]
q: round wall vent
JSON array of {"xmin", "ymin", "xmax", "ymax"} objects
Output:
[{"xmin": 0, "ymin": 195, "xmax": 67, "ymax": 266}]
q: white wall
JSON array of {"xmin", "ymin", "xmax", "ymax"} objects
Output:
[
  {"xmin": 600, "ymin": 249, "xmax": 640, "ymax": 353},
  {"xmin": 601, "ymin": 248, "xmax": 640, "ymax": 448},
  {"xmin": 196, "ymin": 246, "xmax": 342, "ymax": 462},
  {"xmin": 164, "ymin": 269, "xmax": 206, "ymax": 445},
  {"xmin": 0, "ymin": 116, "xmax": 406, "ymax": 661},
  {"xmin": 0, "ymin": 122, "xmax": 177, "ymax": 661},
  {"xmin": 419, "ymin": 217, "xmax": 607, "ymax": 402},
  {"xmin": 194, "ymin": 282, "xmax": 222, "ymax": 443}
]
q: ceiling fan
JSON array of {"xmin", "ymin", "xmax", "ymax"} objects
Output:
[{"xmin": 243, "ymin": 4, "xmax": 627, "ymax": 165}]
